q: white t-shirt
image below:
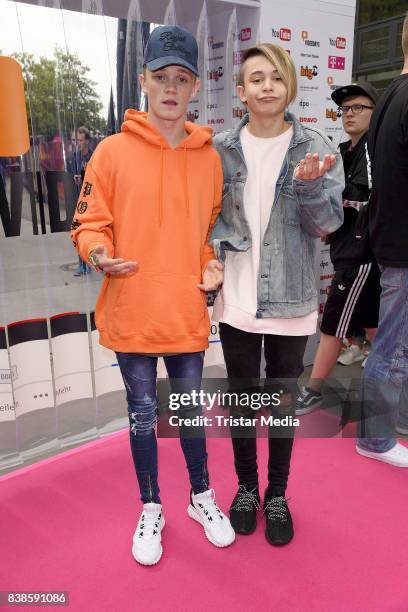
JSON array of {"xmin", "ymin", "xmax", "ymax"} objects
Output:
[{"xmin": 213, "ymin": 124, "xmax": 318, "ymax": 336}]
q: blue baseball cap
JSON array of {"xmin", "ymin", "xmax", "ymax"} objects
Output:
[{"xmin": 143, "ymin": 25, "xmax": 199, "ymax": 77}]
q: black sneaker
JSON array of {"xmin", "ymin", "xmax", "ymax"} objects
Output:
[
  {"xmin": 263, "ymin": 494, "xmax": 293, "ymax": 546},
  {"xmin": 229, "ymin": 485, "xmax": 260, "ymax": 535},
  {"xmin": 294, "ymin": 386, "xmax": 322, "ymax": 416}
]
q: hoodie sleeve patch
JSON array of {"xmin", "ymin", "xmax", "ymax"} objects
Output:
[
  {"xmin": 82, "ymin": 181, "xmax": 93, "ymax": 197},
  {"xmin": 76, "ymin": 201, "xmax": 88, "ymax": 214}
]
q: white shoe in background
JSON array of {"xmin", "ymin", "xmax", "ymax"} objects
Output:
[
  {"xmin": 356, "ymin": 442, "xmax": 408, "ymax": 467},
  {"xmin": 337, "ymin": 344, "xmax": 365, "ymax": 366},
  {"xmin": 132, "ymin": 503, "xmax": 165, "ymax": 565},
  {"xmin": 361, "ymin": 351, "xmax": 370, "ymax": 368}
]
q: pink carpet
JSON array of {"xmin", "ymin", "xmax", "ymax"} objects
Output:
[{"xmin": 2, "ymin": 432, "xmax": 408, "ymax": 612}]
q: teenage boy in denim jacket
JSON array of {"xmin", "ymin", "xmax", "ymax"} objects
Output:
[{"xmin": 211, "ymin": 44, "xmax": 344, "ymax": 546}]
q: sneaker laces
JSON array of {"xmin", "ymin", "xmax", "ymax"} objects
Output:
[
  {"xmin": 231, "ymin": 486, "xmax": 260, "ymax": 512},
  {"xmin": 137, "ymin": 510, "xmax": 162, "ymax": 540},
  {"xmin": 263, "ymin": 496, "xmax": 290, "ymax": 522},
  {"xmin": 195, "ymin": 489, "xmax": 225, "ymax": 523},
  {"xmin": 295, "ymin": 386, "xmax": 306, "ymax": 403}
]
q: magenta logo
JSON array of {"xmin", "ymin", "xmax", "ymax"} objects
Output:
[{"xmin": 328, "ymin": 56, "xmax": 345, "ymax": 70}]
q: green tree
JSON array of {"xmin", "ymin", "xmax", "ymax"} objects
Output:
[
  {"xmin": 358, "ymin": 0, "xmax": 407, "ymax": 25},
  {"xmin": 11, "ymin": 47, "xmax": 106, "ymax": 138}
]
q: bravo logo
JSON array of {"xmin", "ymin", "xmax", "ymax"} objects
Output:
[
  {"xmin": 300, "ymin": 65, "xmax": 319, "ymax": 80},
  {"xmin": 326, "ymin": 108, "xmax": 338, "ymax": 121},
  {"xmin": 330, "ymin": 36, "xmax": 347, "ymax": 49},
  {"xmin": 208, "ymin": 118, "xmax": 225, "ymax": 126},
  {"xmin": 271, "ymin": 27, "xmax": 291, "ymax": 42},
  {"xmin": 299, "ymin": 117, "xmax": 318, "ymax": 123}
]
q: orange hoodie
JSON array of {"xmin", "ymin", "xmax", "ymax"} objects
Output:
[{"xmin": 71, "ymin": 110, "xmax": 222, "ymax": 353}]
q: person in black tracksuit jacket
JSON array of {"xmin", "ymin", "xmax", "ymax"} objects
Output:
[{"xmin": 295, "ymin": 81, "xmax": 381, "ymax": 415}]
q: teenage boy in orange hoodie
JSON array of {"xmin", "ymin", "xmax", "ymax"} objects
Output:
[{"xmin": 71, "ymin": 25, "xmax": 235, "ymax": 566}]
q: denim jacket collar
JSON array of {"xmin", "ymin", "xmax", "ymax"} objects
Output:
[{"xmin": 223, "ymin": 111, "xmax": 312, "ymax": 151}]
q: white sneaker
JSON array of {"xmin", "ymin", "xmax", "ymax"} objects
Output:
[
  {"xmin": 356, "ymin": 442, "xmax": 408, "ymax": 467},
  {"xmin": 361, "ymin": 350, "xmax": 371, "ymax": 368},
  {"xmin": 132, "ymin": 503, "xmax": 165, "ymax": 565},
  {"xmin": 337, "ymin": 344, "xmax": 365, "ymax": 366},
  {"xmin": 188, "ymin": 489, "xmax": 235, "ymax": 547}
]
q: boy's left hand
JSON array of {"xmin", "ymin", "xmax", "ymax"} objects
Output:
[
  {"xmin": 198, "ymin": 259, "xmax": 224, "ymax": 291},
  {"xmin": 295, "ymin": 153, "xmax": 336, "ymax": 180}
]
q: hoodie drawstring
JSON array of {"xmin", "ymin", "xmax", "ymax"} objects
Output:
[
  {"xmin": 158, "ymin": 143, "xmax": 191, "ymax": 226},
  {"xmin": 159, "ymin": 144, "xmax": 164, "ymax": 226},
  {"xmin": 183, "ymin": 144, "xmax": 190, "ymax": 218}
]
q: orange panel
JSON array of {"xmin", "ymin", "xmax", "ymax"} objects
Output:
[{"xmin": 0, "ymin": 56, "xmax": 30, "ymax": 156}]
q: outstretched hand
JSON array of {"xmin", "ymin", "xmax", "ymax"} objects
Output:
[
  {"xmin": 198, "ymin": 259, "xmax": 224, "ymax": 291},
  {"xmin": 89, "ymin": 245, "xmax": 137, "ymax": 275},
  {"xmin": 295, "ymin": 153, "xmax": 336, "ymax": 181}
]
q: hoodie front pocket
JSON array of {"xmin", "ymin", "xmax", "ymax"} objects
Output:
[{"xmin": 111, "ymin": 272, "xmax": 208, "ymax": 343}]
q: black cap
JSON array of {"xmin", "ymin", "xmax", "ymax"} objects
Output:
[
  {"xmin": 331, "ymin": 82, "xmax": 379, "ymax": 107},
  {"xmin": 143, "ymin": 25, "xmax": 199, "ymax": 77}
]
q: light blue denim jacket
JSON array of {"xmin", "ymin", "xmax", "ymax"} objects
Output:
[{"xmin": 210, "ymin": 112, "xmax": 344, "ymax": 318}]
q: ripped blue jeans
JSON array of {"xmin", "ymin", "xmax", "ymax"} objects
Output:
[{"xmin": 116, "ymin": 351, "xmax": 209, "ymax": 504}]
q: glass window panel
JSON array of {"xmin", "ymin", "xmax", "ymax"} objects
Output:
[
  {"xmin": 395, "ymin": 20, "xmax": 404, "ymax": 59},
  {"xmin": 360, "ymin": 26, "xmax": 390, "ymax": 65}
]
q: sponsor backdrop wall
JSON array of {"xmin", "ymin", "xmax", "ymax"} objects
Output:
[
  {"xmin": 0, "ymin": 0, "xmax": 355, "ymax": 472},
  {"xmin": 259, "ymin": 0, "xmax": 355, "ymax": 363}
]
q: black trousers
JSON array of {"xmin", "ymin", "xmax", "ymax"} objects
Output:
[{"xmin": 219, "ymin": 323, "xmax": 308, "ymax": 497}]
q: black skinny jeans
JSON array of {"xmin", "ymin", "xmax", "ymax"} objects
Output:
[{"xmin": 219, "ymin": 323, "xmax": 308, "ymax": 497}]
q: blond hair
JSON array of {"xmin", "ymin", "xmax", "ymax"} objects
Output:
[{"xmin": 238, "ymin": 43, "xmax": 297, "ymax": 106}]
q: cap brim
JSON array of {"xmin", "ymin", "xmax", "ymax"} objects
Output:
[
  {"xmin": 146, "ymin": 56, "xmax": 199, "ymax": 77},
  {"xmin": 331, "ymin": 84, "xmax": 376, "ymax": 106}
]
